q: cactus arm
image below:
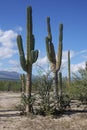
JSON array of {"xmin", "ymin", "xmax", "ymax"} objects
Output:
[
  {"xmin": 29, "ymin": 50, "xmax": 39, "ymax": 64},
  {"xmin": 17, "ymin": 35, "xmax": 28, "ymax": 72},
  {"xmin": 17, "ymin": 35, "xmax": 24, "ymax": 55},
  {"xmin": 56, "ymin": 41, "xmax": 62, "ymax": 71},
  {"xmin": 46, "ymin": 37, "xmax": 50, "ymax": 53},
  {"xmin": 46, "ymin": 38, "xmax": 56, "ymax": 64},
  {"xmin": 50, "ymin": 42, "xmax": 56, "ymax": 63},
  {"xmin": 46, "ymin": 37, "xmax": 52, "ymax": 62},
  {"xmin": 56, "ymin": 24, "xmax": 63, "ymax": 71},
  {"xmin": 47, "ymin": 17, "xmax": 52, "ymax": 41},
  {"xmin": 59, "ymin": 24, "xmax": 63, "ymax": 42}
]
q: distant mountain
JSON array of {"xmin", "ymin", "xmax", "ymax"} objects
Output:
[{"xmin": 0, "ymin": 71, "xmax": 20, "ymax": 80}]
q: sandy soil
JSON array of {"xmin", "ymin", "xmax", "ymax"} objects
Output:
[{"xmin": 0, "ymin": 92, "xmax": 87, "ymax": 130}]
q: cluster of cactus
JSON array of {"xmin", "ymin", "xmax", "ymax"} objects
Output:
[
  {"xmin": 45, "ymin": 17, "xmax": 63, "ymax": 99},
  {"xmin": 68, "ymin": 50, "xmax": 71, "ymax": 87},
  {"xmin": 17, "ymin": 6, "xmax": 38, "ymax": 113}
]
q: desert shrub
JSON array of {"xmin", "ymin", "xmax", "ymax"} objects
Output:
[
  {"xmin": 58, "ymin": 94, "xmax": 71, "ymax": 111},
  {"xmin": 20, "ymin": 93, "xmax": 36, "ymax": 114},
  {"xmin": 0, "ymin": 80, "xmax": 21, "ymax": 92},
  {"xmin": 34, "ymin": 74, "xmax": 53, "ymax": 115},
  {"xmin": 64, "ymin": 68, "xmax": 87, "ymax": 102}
]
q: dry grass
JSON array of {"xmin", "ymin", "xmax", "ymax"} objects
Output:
[{"xmin": 0, "ymin": 92, "xmax": 87, "ymax": 130}]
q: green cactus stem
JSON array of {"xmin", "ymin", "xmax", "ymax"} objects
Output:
[
  {"xmin": 17, "ymin": 6, "xmax": 38, "ymax": 113},
  {"xmin": 68, "ymin": 50, "xmax": 71, "ymax": 87},
  {"xmin": 46, "ymin": 17, "xmax": 63, "ymax": 100}
]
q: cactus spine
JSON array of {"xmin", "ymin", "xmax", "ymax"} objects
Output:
[
  {"xmin": 46, "ymin": 17, "xmax": 63, "ymax": 99},
  {"xmin": 17, "ymin": 6, "xmax": 38, "ymax": 113},
  {"xmin": 68, "ymin": 50, "xmax": 71, "ymax": 87}
]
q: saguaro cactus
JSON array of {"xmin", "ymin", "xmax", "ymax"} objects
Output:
[
  {"xmin": 45, "ymin": 17, "xmax": 63, "ymax": 99},
  {"xmin": 17, "ymin": 6, "xmax": 38, "ymax": 113},
  {"xmin": 68, "ymin": 50, "xmax": 71, "ymax": 87}
]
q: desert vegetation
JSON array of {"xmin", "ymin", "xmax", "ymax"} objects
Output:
[
  {"xmin": 0, "ymin": 5, "xmax": 87, "ymax": 130},
  {"xmin": 0, "ymin": 68, "xmax": 87, "ymax": 129}
]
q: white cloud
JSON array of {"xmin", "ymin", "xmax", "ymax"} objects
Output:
[
  {"xmin": 0, "ymin": 29, "xmax": 17, "ymax": 48},
  {"xmin": 61, "ymin": 49, "xmax": 87, "ymax": 76},
  {"xmin": 33, "ymin": 56, "xmax": 50, "ymax": 75},
  {"xmin": 8, "ymin": 60, "xmax": 21, "ymax": 72},
  {"xmin": 71, "ymin": 62, "xmax": 85, "ymax": 73},
  {"xmin": 82, "ymin": 55, "xmax": 87, "ymax": 59},
  {"xmin": 36, "ymin": 56, "xmax": 49, "ymax": 66},
  {"xmin": 0, "ymin": 29, "xmax": 17, "ymax": 59},
  {"xmin": 0, "ymin": 62, "xmax": 3, "ymax": 66},
  {"xmin": 0, "ymin": 47, "xmax": 17, "ymax": 59},
  {"xmin": 61, "ymin": 50, "xmax": 75, "ymax": 70},
  {"xmin": 62, "ymin": 50, "xmax": 75, "ymax": 63},
  {"xmin": 76, "ymin": 50, "xmax": 87, "ymax": 55},
  {"xmin": 9, "ymin": 59, "xmax": 19, "ymax": 65}
]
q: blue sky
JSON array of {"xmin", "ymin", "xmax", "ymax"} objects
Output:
[{"xmin": 0, "ymin": 0, "xmax": 87, "ymax": 76}]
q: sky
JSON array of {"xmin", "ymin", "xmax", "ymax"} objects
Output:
[{"xmin": 0, "ymin": 0, "xmax": 87, "ymax": 76}]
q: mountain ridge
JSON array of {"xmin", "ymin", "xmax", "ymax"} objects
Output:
[{"xmin": 0, "ymin": 70, "xmax": 20, "ymax": 80}]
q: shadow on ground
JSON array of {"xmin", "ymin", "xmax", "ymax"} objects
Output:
[
  {"xmin": 52, "ymin": 109, "xmax": 87, "ymax": 118},
  {"xmin": 0, "ymin": 110, "xmax": 21, "ymax": 117}
]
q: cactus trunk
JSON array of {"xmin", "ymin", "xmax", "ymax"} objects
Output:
[
  {"xmin": 53, "ymin": 71, "xmax": 58, "ymax": 98},
  {"xmin": 59, "ymin": 72, "xmax": 62, "ymax": 97},
  {"xmin": 68, "ymin": 50, "xmax": 71, "ymax": 87},
  {"xmin": 26, "ymin": 70, "xmax": 32, "ymax": 112},
  {"xmin": 58, "ymin": 72, "xmax": 63, "ymax": 109}
]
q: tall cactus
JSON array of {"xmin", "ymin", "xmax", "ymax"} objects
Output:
[
  {"xmin": 68, "ymin": 50, "xmax": 71, "ymax": 87},
  {"xmin": 17, "ymin": 6, "xmax": 38, "ymax": 113},
  {"xmin": 45, "ymin": 17, "xmax": 63, "ymax": 99}
]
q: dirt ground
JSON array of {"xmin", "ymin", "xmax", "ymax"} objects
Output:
[{"xmin": 0, "ymin": 92, "xmax": 87, "ymax": 130}]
